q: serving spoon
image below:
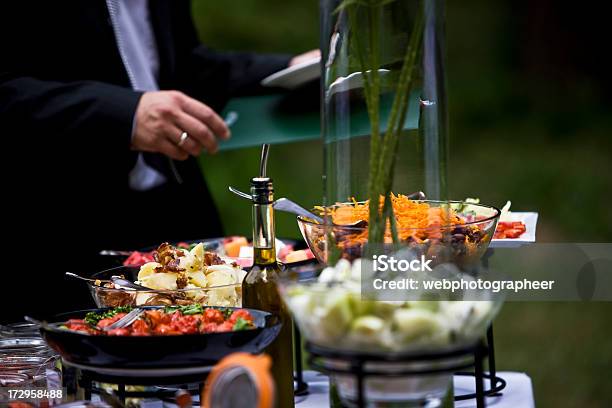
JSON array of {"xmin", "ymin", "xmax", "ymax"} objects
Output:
[
  {"xmin": 229, "ymin": 188, "xmax": 366, "ymax": 227},
  {"xmin": 229, "ymin": 187, "xmax": 426, "ymax": 227},
  {"xmin": 229, "ymin": 186, "xmax": 325, "ymax": 222},
  {"xmin": 110, "ymin": 276, "xmax": 151, "ymax": 291},
  {"xmin": 99, "ymin": 249, "xmax": 133, "ymax": 256},
  {"xmin": 65, "ymin": 272, "xmax": 110, "ymax": 284},
  {"xmin": 65, "ymin": 272, "xmax": 150, "ymax": 290},
  {"xmin": 273, "ymin": 197, "xmax": 324, "ymax": 223},
  {"xmin": 229, "ymin": 187, "xmax": 323, "ymax": 221},
  {"xmin": 228, "ymin": 144, "xmax": 426, "ymax": 227}
]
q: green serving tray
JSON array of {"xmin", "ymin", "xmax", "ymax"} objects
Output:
[{"xmin": 219, "ymin": 91, "xmax": 420, "ymax": 151}]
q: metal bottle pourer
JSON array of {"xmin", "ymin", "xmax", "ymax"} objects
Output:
[
  {"xmin": 251, "ymin": 144, "xmax": 274, "ymax": 205},
  {"xmin": 228, "ymin": 145, "xmax": 323, "ymax": 222},
  {"xmin": 226, "ymin": 144, "xmax": 273, "ymax": 206},
  {"xmin": 259, "ymin": 143, "xmax": 270, "ymax": 179},
  {"xmin": 228, "ymin": 144, "xmax": 273, "ymax": 204}
]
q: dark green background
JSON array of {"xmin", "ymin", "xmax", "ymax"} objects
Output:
[{"xmin": 192, "ymin": 1, "xmax": 612, "ymax": 406}]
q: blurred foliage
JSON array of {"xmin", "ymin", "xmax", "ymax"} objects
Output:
[
  {"xmin": 192, "ymin": 0, "xmax": 612, "ymax": 406},
  {"xmin": 192, "ymin": 0, "xmax": 318, "ymax": 53}
]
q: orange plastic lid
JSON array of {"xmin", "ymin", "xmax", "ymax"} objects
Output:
[{"xmin": 202, "ymin": 353, "xmax": 274, "ymax": 408}]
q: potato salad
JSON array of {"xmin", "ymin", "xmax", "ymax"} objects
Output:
[{"xmin": 134, "ymin": 242, "xmax": 245, "ymax": 307}]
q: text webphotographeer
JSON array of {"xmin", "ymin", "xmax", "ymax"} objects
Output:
[{"xmin": 372, "ymin": 278, "xmax": 555, "ymax": 293}]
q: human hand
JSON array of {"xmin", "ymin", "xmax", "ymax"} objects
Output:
[
  {"xmin": 289, "ymin": 49, "xmax": 321, "ymax": 67},
  {"xmin": 131, "ymin": 91, "xmax": 230, "ymax": 160}
]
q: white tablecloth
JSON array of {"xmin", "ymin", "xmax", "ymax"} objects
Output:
[{"xmin": 296, "ymin": 371, "xmax": 535, "ymax": 408}]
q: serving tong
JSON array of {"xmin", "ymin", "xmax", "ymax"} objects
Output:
[
  {"xmin": 103, "ymin": 308, "xmax": 145, "ymax": 331},
  {"xmin": 26, "ymin": 308, "xmax": 145, "ymax": 333}
]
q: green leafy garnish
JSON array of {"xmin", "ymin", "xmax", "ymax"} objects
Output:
[
  {"xmin": 163, "ymin": 305, "xmax": 179, "ymax": 314},
  {"xmin": 84, "ymin": 306, "xmax": 133, "ymax": 326},
  {"xmin": 233, "ymin": 317, "xmax": 252, "ymax": 331},
  {"xmin": 164, "ymin": 304, "xmax": 204, "ymax": 315},
  {"xmin": 181, "ymin": 304, "xmax": 204, "ymax": 315},
  {"xmin": 220, "ymin": 308, "xmax": 233, "ymax": 319}
]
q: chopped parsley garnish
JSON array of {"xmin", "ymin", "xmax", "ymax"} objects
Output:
[
  {"xmin": 84, "ymin": 306, "xmax": 133, "ymax": 326},
  {"xmin": 164, "ymin": 304, "xmax": 204, "ymax": 315},
  {"xmin": 164, "ymin": 305, "xmax": 237, "ymax": 318},
  {"xmin": 233, "ymin": 317, "xmax": 252, "ymax": 331},
  {"xmin": 220, "ymin": 308, "xmax": 233, "ymax": 319}
]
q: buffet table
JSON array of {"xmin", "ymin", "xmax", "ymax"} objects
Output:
[
  {"xmin": 69, "ymin": 370, "xmax": 534, "ymax": 407},
  {"xmin": 296, "ymin": 371, "xmax": 535, "ymax": 408}
]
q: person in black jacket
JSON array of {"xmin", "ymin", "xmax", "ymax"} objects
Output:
[{"xmin": 0, "ymin": 1, "xmax": 316, "ymax": 322}]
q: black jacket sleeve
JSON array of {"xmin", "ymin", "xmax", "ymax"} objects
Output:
[
  {"xmin": 168, "ymin": 0, "xmax": 292, "ymax": 109},
  {"xmin": 0, "ymin": 2, "xmax": 143, "ymax": 158},
  {"xmin": 194, "ymin": 48, "xmax": 292, "ymax": 97},
  {"xmin": 0, "ymin": 73, "xmax": 142, "ymax": 153}
]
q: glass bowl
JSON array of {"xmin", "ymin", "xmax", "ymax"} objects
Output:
[
  {"xmin": 0, "ymin": 338, "xmax": 55, "ymax": 357},
  {"xmin": 0, "ymin": 372, "xmax": 33, "ymax": 388},
  {"xmin": 298, "ymin": 200, "xmax": 500, "ymax": 266},
  {"xmin": 278, "ymin": 261, "xmax": 505, "ymax": 405},
  {"xmin": 279, "ymin": 264, "xmax": 504, "ymax": 354},
  {"xmin": 0, "ymin": 323, "xmax": 42, "ymax": 338},
  {"xmin": 88, "ymin": 266, "xmax": 243, "ymax": 308}
]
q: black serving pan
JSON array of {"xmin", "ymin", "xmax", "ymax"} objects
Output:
[{"xmin": 36, "ymin": 306, "xmax": 281, "ymax": 369}]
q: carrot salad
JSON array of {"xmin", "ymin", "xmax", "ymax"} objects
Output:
[{"xmin": 317, "ymin": 194, "xmax": 467, "ymax": 246}]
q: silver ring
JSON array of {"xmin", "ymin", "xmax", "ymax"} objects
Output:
[{"xmin": 177, "ymin": 131, "xmax": 189, "ymax": 147}]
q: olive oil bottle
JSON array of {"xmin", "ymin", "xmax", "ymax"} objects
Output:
[{"xmin": 242, "ymin": 146, "xmax": 294, "ymax": 407}]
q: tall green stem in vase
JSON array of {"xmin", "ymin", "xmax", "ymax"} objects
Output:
[{"xmin": 337, "ymin": 0, "xmax": 425, "ymax": 246}]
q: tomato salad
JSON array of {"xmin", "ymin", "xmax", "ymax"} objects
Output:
[
  {"xmin": 63, "ymin": 305, "xmax": 255, "ymax": 336},
  {"xmin": 494, "ymin": 221, "xmax": 527, "ymax": 239}
]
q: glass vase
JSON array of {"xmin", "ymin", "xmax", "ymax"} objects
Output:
[{"xmin": 319, "ymin": 0, "xmax": 449, "ymax": 261}]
